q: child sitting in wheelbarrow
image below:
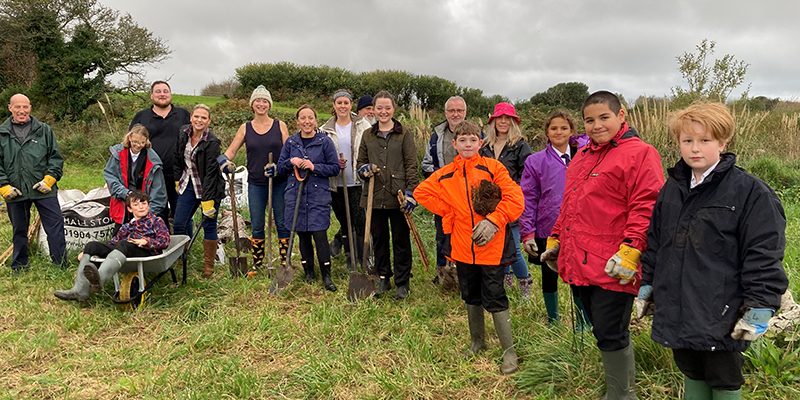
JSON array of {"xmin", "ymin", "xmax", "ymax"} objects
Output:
[{"xmin": 55, "ymin": 190, "xmax": 170, "ymax": 302}]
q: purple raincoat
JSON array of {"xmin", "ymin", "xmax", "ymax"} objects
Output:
[{"xmin": 518, "ymin": 134, "xmax": 590, "ymax": 239}]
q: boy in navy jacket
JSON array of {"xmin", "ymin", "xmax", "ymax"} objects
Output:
[{"xmin": 638, "ymin": 103, "xmax": 788, "ymax": 400}]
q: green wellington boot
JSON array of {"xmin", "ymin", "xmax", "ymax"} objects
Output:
[
  {"xmin": 543, "ymin": 291, "xmax": 560, "ymax": 324},
  {"xmin": 600, "ymin": 343, "xmax": 637, "ymax": 399},
  {"xmin": 84, "ymin": 250, "xmax": 127, "ymax": 292},
  {"xmin": 711, "ymin": 389, "xmax": 741, "ymax": 400},
  {"xmin": 54, "ymin": 254, "xmax": 94, "ymax": 302},
  {"xmin": 492, "ymin": 310, "xmax": 519, "ymax": 375},
  {"xmin": 463, "ymin": 304, "xmax": 487, "ymax": 358},
  {"xmin": 684, "ymin": 376, "xmax": 712, "ymax": 400}
]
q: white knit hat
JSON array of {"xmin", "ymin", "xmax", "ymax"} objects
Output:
[{"xmin": 249, "ymin": 85, "xmax": 273, "ymax": 107}]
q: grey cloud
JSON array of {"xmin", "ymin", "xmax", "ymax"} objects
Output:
[{"xmin": 103, "ymin": 0, "xmax": 800, "ymax": 102}]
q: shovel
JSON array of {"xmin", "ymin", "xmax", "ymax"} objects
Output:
[
  {"xmin": 397, "ymin": 190, "xmax": 429, "ymax": 271},
  {"xmin": 269, "ymin": 166, "xmax": 308, "ymax": 295},
  {"xmin": 347, "ymin": 174, "xmax": 377, "ymax": 302},
  {"xmin": 226, "ymin": 170, "xmax": 248, "ymax": 277}
]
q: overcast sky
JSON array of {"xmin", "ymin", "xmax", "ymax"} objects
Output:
[{"xmin": 102, "ymin": 0, "xmax": 800, "ymax": 103}]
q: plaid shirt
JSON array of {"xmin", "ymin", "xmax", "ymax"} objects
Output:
[
  {"xmin": 109, "ymin": 212, "xmax": 170, "ymax": 255},
  {"xmin": 177, "ymin": 128, "xmax": 209, "ymax": 199}
]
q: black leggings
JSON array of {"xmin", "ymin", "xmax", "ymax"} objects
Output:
[
  {"xmin": 297, "ymin": 231, "xmax": 331, "ymax": 272},
  {"xmin": 529, "ymin": 237, "xmax": 559, "ymax": 293},
  {"xmin": 83, "ymin": 240, "xmax": 152, "ymax": 259}
]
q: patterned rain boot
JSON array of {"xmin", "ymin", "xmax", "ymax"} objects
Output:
[
  {"xmin": 247, "ymin": 238, "xmax": 265, "ymax": 278},
  {"xmin": 518, "ymin": 276, "xmax": 533, "ymax": 300},
  {"xmin": 278, "ymin": 237, "xmax": 290, "ymax": 269}
]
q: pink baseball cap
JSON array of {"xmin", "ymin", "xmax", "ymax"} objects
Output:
[{"xmin": 488, "ymin": 102, "xmax": 520, "ymax": 125}]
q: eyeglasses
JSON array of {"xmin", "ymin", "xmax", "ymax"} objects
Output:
[{"xmin": 445, "ymin": 109, "xmax": 466, "ymax": 114}]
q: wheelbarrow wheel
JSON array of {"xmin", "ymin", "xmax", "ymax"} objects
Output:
[{"xmin": 119, "ymin": 272, "xmax": 146, "ymax": 311}]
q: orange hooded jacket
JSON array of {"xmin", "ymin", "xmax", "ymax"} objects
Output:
[{"xmin": 415, "ymin": 154, "xmax": 524, "ymax": 266}]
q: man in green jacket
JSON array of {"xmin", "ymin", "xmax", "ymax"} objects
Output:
[{"xmin": 0, "ymin": 94, "xmax": 66, "ymax": 272}]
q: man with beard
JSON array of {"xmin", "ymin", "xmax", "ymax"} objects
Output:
[
  {"xmin": 129, "ymin": 81, "xmax": 191, "ymax": 225},
  {"xmin": 356, "ymin": 95, "xmax": 375, "ymax": 125},
  {"xmin": 0, "ymin": 94, "xmax": 67, "ymax": 272}
]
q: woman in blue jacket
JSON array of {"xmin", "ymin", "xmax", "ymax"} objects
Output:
[{"xmin": 267, "ymin": 105, "xmax": 340, "ymax": 291}]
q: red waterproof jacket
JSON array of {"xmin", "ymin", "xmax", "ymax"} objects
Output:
[
  {"xmin": 415, "ymin": 154, "xmax": 524, "ymax": 266},
  {"xmin": 551, "ymin": 123, "xmax": 664, "ymax": 295}
]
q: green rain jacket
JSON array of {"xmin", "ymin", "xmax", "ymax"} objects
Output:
[{"xmin": 0, "ymin": 116, "xmax": 64, "ymax": 202}]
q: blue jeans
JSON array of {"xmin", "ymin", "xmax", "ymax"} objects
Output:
[
  {"xmin": 504, "ymin": 223, "xmax": 530, "ymax": 278},
  {"xmin": 173, "ymin": 181, "xmax": 219, "ymax": 240},
  {"xmin": 248, "ymin": 180, "xmax": 289, "ymax": 239}
]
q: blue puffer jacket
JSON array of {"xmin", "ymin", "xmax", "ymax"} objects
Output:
[{"xmin": 277, "ymin": 130, "xmax": 339, "ymax": 232}]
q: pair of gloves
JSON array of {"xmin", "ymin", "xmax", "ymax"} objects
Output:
[
  {"xmin": 635, "ymin": 284, "xmax": 774, "ymax": 341},
  {"xmin": 262, "ymin": 157, "xmax": 317, "ymax": 178},
  {"xmin": 358, "ymin": 164, "xmax": 417, "ymax": 214},
  {"xmin": 0, "ymin": 175, "xmax": 56, "ymax": 199},
  {"xmin": 539, "ymin": 238, "xmax": 641, "ymax": 284}
]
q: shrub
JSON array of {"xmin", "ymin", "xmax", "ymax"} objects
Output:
[{"xmin": 201, "ymin": 78, "xmax": 239, "ymax": 98}]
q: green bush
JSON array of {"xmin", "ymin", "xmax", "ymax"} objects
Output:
[{"xmin": 744, "ymin": 157, "xmax": 800, "ymax": 190}]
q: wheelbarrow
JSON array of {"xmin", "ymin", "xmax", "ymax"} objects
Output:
[{"xmin": 90, "ymin": 234, "xmax": 190, "ymax": 310}]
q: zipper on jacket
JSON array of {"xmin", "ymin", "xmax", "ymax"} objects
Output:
[
  {"xmin": 582, "ymin": 251, "xmax": 587, "ymax": 264},
  {"xmin": 721, "ymin": 305, "xmax": 729, "ymax": 316},
  {"xmin": 463, "ymin": 164, "xmax": 476, "ymax": 264}
]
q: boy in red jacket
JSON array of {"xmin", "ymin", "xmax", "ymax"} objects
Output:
[
  {"xmin": 415, "ymin": 120, "xmax": 524, "ymax": 375},
  {"xmin": 539, "ymin": 91, "xmax": 664, "ymax": 398},
  {"xmin": 55, "ymin": 190, "xmax": 170, "ymax": 302}
]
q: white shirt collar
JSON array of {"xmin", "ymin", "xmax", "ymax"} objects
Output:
[
  {"xmin": 690, "ymin": 160, "xmax": 721, "ymax": 189},
  {"xmin": 551, "ymin": 145, "xmax": 570, "ymax": 164}
]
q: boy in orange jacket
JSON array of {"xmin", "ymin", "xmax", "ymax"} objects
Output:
[{"xmin": 415, "ymin": 120, "xmax": 524, "ymax": 375}]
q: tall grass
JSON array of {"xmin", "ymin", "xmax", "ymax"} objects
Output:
[{"xmin": 628, "ymin": 99, "xmax": 800, "ymax": 171}]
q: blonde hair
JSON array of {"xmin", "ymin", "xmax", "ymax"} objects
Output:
[
  {"xmin": 668, "ymin": 102, "xmax": 734, "ymax": 143},
  {"xmin": 193, "ymin": 103, "xmax": 211, "ymax": 116},
  {"xmin": 123, "ymin": 124, "xmax": 152, "ymax": 149},
  {"xmin": 483, "ymin": 117, "xmax": 523, "ymax": 148}
]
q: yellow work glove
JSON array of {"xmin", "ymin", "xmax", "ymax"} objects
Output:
[
  {"xmin": 0, "ymin": 185, "xmax": 22, "ymax": 199},
  {"xmin": 539, "ymin": 237, "xmax": 560, "ymax": 272},
  {"xmin": 604, "ymin": 244, "xmax": 642, "ymax": 284},
  {"xmin": 175, "ymin": 181, "xmax": 180, "ymax": 192},
  {"xmin": 201, "ymin": 200, "xmax": 216, "ymax": 218},
  {"xmin": 32, "ymin": 175, "xmax": 56, "ymax": 194}
]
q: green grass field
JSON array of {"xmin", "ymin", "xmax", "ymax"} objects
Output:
[{"xmin": 0, "ymin": 162, "xmax": 798, "ymax": 399}]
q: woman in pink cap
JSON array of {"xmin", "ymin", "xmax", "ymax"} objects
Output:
[{"xmin": 479, "ymin": 102, "xmax": 533, "ymax": 299}]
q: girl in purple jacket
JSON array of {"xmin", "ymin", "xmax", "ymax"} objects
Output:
[{"xmin": 519, "ymin": 110, "xmax": 590, "ymax": 327}]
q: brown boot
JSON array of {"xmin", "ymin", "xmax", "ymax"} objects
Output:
[{"xmin": 203, "ymin": 239, "xmax": 217, "ymax": 278}]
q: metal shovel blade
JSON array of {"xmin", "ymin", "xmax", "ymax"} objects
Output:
[
  {"xmin": 228, "ymin": 256, "xmax": 248, "ymax": 277},
  {"xmin": 268, "ymin": 264, "xmax": 296, "ymax": 295},
  {"xmin": 347, "ymin": 272, "xmax": 377, "ymax": 302}
]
